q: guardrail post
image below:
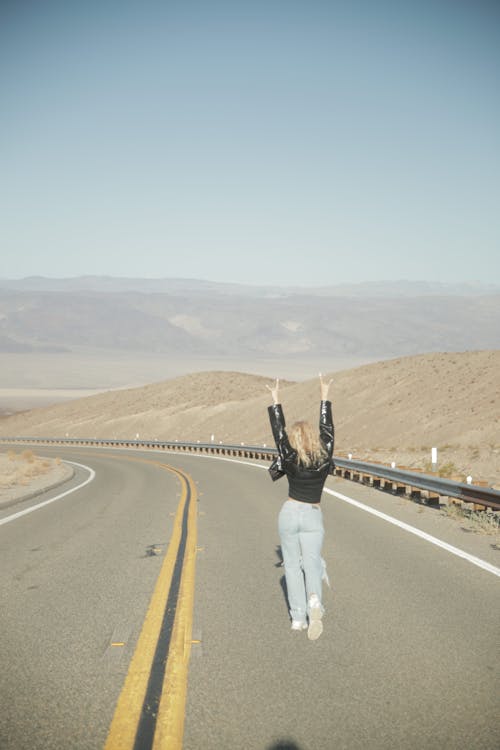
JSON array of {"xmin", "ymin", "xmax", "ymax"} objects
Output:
[
  {"xmin": 409, "ymin": 468, "xmax": 423, "ymax": 501},
  {"xmin": 425, "ymin": 490, "xmax": 441, "ymax": 506},
  {"xmin": 468, "ymin": 480, "xmax": 490, "ymax": 511},
  {"xmin": 394, "ymin": 467, "xmax": 409, "ymax": 495}
]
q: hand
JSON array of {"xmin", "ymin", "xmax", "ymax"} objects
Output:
[
  {"xmin": 319, "ymin": 372, "xmax": 333, "ymax": 400},
  {"xmin": 266, "ymin": 378, "xmax": 280, "ymax": 405}
]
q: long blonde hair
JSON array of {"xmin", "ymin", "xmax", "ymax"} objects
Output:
[{"xmin": 289, "ymin": 421, "xmax": 326, "ymax": 467}]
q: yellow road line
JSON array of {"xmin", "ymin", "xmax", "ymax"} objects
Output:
[
  {"xmin": 153, "ymin": 471, "xmax": 198, "ymax": 749},
  {"xmin": 103, "ymin": 458, "xmax": 198, "ymax": 750}
]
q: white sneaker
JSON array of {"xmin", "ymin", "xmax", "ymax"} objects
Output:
[
  {"xmin": 307, "ymin": 594, "xmax": 323, "ymax": 640},
  {"xmin": 291, "ymin": 620, "xmax": 307, "ymax": 631}
]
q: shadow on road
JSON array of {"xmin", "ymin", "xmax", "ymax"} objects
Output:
[
  {"xmin": 275, "ymin": 545, "xmax": 290, "ymax": 617},
  {"xmin": 266, "ymin": 740, "xmax": 303, "ymax": 750}
]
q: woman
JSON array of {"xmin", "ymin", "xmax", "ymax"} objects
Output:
[{"xmin": 266, "ymin": 374, "xmax": 334, "ymax": 640}]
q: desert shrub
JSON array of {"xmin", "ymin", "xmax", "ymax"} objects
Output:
[
  {"xmin": 422, "ymin": 459, "xmax": 463, "ymax": 479},
  {"xmin": 443, "ymin": 504, "xmax": 500, "ymax": 540},
  {"xmin": 438, "ymin": 461, "xmax": 462, "ymax": 478},
  {"xmin": 0, "ymin": 452, "xmax": 55, "ymax": 489}
]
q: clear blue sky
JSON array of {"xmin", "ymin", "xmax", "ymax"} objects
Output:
[{"xmin": 1, "ymin": 0, "xmax": 499, "ymax": 286}]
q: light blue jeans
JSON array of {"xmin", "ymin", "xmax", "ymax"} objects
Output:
[{"xmin": 278, "ymin": 499, "xmax": 326, "ymax": 623}]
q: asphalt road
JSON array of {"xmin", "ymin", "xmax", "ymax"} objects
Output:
[{"xmin": 0, "ymin": 447, "xmax": 498, "ymax": 750}]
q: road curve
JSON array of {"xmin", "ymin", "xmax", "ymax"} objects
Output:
[{"xmin": 0, "ymin": 446, "xmax": 498, "ymax": 750}]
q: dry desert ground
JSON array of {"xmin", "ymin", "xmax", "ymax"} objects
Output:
[
  {"xmin": 0, "ymin": 449, "xmax": 73, "ymax": 507},
  {"xmin": 0, "ymin": 350, "xmax": 499, "ymax": 488}
]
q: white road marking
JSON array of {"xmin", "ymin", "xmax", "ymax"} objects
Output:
[
  {"xmin": 323, "ymin": 486, "xmax": 500, "ymax": 578},
  {"xmin": 0, "ymin": 461, "xmax": 96, "ymax": 527}
]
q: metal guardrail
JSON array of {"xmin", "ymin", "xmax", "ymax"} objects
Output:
[
  {"xmin": 0, "ymin": 435, "xmax": 275, "ymax": 459},
  {"xmin": 1, "ymin": 436, "xmax": 499, "ymax": 511},
  {"xmin": 333, "ymin": 457, "xmax": 500, "ymax": 511}
]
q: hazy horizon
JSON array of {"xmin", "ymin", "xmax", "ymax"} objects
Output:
[{"xmin": 1, "ymin": 275, "xmax": 499, "ymax": 293}]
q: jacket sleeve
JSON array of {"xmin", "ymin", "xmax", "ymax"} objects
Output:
[
  {"xmin": 268, "ymin": 403, "xmax": 294, "ymax": 459},
  {"xmin": 319, "ymin": 400, "xmax": 334, "ymax": 458},
  {"xmin": 267, "ymin": 403, "xmax": 295, "ymax": 481}
]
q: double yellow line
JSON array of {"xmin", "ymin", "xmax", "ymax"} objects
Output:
[{"xmin": 104, "ymin": 459, "xmax": 198, "ymax": 750}]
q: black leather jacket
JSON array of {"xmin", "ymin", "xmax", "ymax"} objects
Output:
[{"xmin": 267, "ymin": 401, "xmax": 335, "ymax": 495}]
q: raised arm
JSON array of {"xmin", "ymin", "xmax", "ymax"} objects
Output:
[
  {"xmin": 318, "ymin": 373, "xmax": 334, "ymax": 457},
  {"xmin": 266, "ymin": 378, "xmax": 294, "ymax": 458}
]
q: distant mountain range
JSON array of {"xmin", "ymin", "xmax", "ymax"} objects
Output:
[
  {"xmin": 0, "ymin": 276, "xmax": 499, "ymax": 358},
  {"xmin": 0, "ymin": 276, "xmax": 499, "ymax": 297}
]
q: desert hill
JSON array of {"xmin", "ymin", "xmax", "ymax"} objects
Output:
[{"xmin": 0, "ymin": 351, "xmax": 499, "ymax": 486}]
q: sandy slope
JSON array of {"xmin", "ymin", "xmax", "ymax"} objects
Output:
[{"xmin": 0, "ymin": 351, "xmax": 498, "ymax": 486}]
